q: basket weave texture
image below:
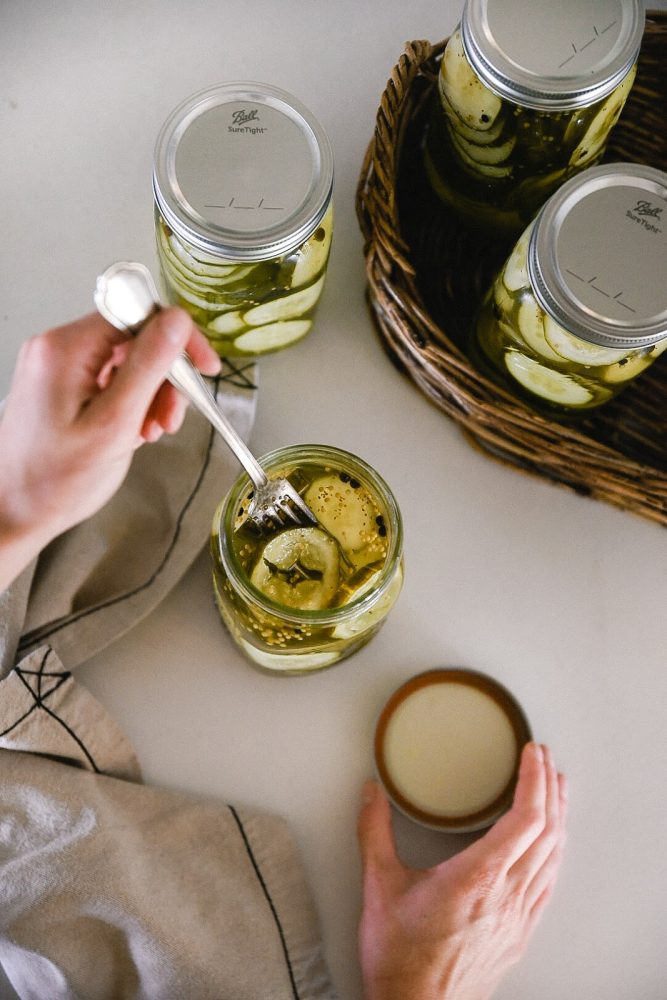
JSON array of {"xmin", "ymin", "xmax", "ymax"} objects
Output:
[{"xmin": 356, "ymin": 10, "xmax": 667, "ymax": 526}]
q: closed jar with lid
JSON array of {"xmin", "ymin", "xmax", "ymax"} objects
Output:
[
  {"xmin": 211, "ymin": 445, "xmax": 404, "ymax": 675},
  {"xmin": 424, "ymin": 0, "xmax": 644, "ymax": 233},
  {"xmin": 153, "ymin": 82, "xmax": 333, "ymax": 357},
  {"xmin": 471, "ymin": 163, "xmax": 667, "ymax": 411}
]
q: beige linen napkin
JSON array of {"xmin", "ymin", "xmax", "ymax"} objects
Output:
[{"xmin": 0, "ymin": 363, "xmax": 336, "ymax": 1000}]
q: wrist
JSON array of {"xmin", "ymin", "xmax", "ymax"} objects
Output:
[{"xmin": 0, "ymin": 486, "xmax": 53, "ymax": 591}]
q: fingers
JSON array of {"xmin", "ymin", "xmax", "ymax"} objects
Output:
[
  {"xmin": 186, "ymin": 325, "xmax": 222, "ymax": 377},
  {"xmin": 141, "ymin": 382, "xmax": 188, "ymax": 440},
  {"xmin": 507, "ymin": 747, "xmax": 564, "ymax": 889},
  {"xmin": 89, "ymin": 307, "xmax": 195, "ymax": 432},
  {"xmin": 521, "ymin": 773, "xmax": 568, "ymax": 913},
  {"xmin": 357, "ymin": 780, "xmax": 399, "ymax": 880},
  {"xmin": 468, "ymin": 742, "xmax": 548, "ymax": 872}
]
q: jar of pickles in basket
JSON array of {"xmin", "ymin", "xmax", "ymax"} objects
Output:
[
  {"xmin": 424, "ymin": 0, "xmax": 644, "ymax": 233},
  {"xmin": 153, "ymin": 82, "xmax": 333, "ymax": 357},
  {"xmin": 471, "ymin": 163, "xmax": 667, "ymax": 411},
  {"xmin": 211, "ymin": 445, "xmax": 404, "ymax": 674}
]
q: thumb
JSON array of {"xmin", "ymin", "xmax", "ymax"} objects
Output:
[
  {"xmin": 92, "ymin": 307, "xmax": 193, "ymax": 428},
  {"xmin": 357, "ymin": 780, "xmax": 399, "ymax": 879}
]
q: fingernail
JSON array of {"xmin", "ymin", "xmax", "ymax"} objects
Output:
[
  {"xmin": 162, "ymin": 308, "xmax": 191, "ymax": 345},
  {"xmin": 531, "ymin": 742, "xmax": 544, "ymax": 762},
  {"xmin": 362, "ymin": 780, "xmax": 377, "ymax": 806}
]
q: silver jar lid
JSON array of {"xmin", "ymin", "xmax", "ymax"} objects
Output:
[
  {"xmin": 461, "ymin": 0, "xmax": 644, "ymax": 110},
  {"xmin": 153, "ymin": 82, "xmax": 334, "ymax": 262},
  {"xmin": 528, "ymin": 163, "xmax": 667, "ymax": 350}
]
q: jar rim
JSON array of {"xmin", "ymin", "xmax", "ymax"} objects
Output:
[{"xmin": 214, "ymin": 444, "xmax": 403, "ymax": 626}]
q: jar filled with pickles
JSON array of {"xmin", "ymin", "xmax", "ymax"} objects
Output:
[
  {"xmin": 471, "ymin": 163, "xmax": 667, "ymax": 411},
  {"xmin": 153, "ymin": 82, "xmax": 333, "ymax": 357},
  {"xmin": 211, "ymin": 445, "xmax": 404, "ymax": 674},
  {"xmin": 424, "ymin": 0, "xmax": 644, "ymax": 233}
]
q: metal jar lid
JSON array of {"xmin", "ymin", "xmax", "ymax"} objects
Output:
[
  {"xmin": 527, "ymin": 163, "xmax": 667, "ymax": 350},
  {"xmin": 461, "ymin": 0, "xmax": 644, "ymax": 110},
  {"xmin": 153, "ymin": 82, "xmax": 334, "ymax": 262}
]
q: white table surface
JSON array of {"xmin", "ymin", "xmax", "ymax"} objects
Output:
[{"xmin": 2, "ymin": 3, "xmax": 667, "ymax": 999}]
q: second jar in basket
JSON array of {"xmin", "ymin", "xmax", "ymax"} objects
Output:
[
  {"xmin": 424, "ymin": 0, "xmax": 644, "ymax": 233},
  {"xmin": 471, "ymin": 163, "xmax": 667, "ymax": 411},
  {"xmin": 153, "ymin": 82, "xmax": 334, "ymax": 357}
]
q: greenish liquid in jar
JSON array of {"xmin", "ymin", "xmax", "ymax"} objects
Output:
[
  {"xmin": 471, "ymin": 224, "xmax": 666, "ymax": 411},
  {"xmin": 424, "ymin": 29, "xmax": 637, "ymax": 234},
  {"xmin": 211, "ymin": 459, "xmax": 403, "ymax": 674},
  {"xmin": 155, "ymin": 204, "xmax": 333, "ymax": 358}
]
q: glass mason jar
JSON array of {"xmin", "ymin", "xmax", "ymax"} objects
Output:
[
  {"xmin": 211, "ymin": 445, "xmax": 404, "ymax": 675},
  {"xmin": 153, "ymin": 82, "xmax": 334, "ymax": 357},
  {"xmin": 471, "ymin": 163, "xmax": 667, "ymax": 411},
  {"xmin": 424, "ymin": 0, "xmax": 644, "ymax": 234}
]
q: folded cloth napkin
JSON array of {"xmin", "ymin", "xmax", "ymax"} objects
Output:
[{"xmin": 0, "ymin": 363, "xmax": 336, "ymax": 1000}]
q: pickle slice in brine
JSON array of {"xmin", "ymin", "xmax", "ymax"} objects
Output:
[
  {"xmin": 502, "ymin": 227, "xmax": 532, "ymax": 291},
  {"xmin": 291, "ymin": 207, "xmax": 333, "ymax": 288},
  {"xmin": 440, "ymin": 30, "xmax": 502, "ymax": 131},
  {"xmin": 569, "ymin": 67, "xmax": 636, "ymax": 168},
  {"xmin": 233, "ymin": 320, "xmax": 312, "ymax": 354},
  {"xmin": 239, "ymin": 639, "xmax": 339, "ymax": 672},
  {"xmin": 505, "ymin": 352, "xmax": 594, "ymax": 405},
  {"xmin": 332, "ymin": 564, "xmax": 403, "ymax": 640},
  {"xmin": 251, "ymin": 527, "xmax": 340, "ymax": 611},
  {"xmin": 516, "ymin": 299, "xmax": 563, "ymax": 363},
  {"xmin": 244, "ymin": 275, "xmax": 325, "ymax": 326},
  {"xmin": 543, "ymin": 314, "xmax": 628, "ymax": 366},
  {"xmin": 207, "ymin": 310, "xmax": 246, "ymax": 335},
  {"xmin": 447, "ymin": 127, "xmax": 516, "ymax": 165},
  {"xmin": 303, "ymin": 475, "xmax": 380, "ymax": 554},
  {"xmin": 449, "ymin": 128, "xmax": 512, "ymax": 178}
]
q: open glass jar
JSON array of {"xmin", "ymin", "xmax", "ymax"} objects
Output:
[
  {"xmin": 153, "ymin": 82, "xmax": 334, "ymax": 357},
  {"xmin": 211, "ymin": 445, "xmax": 404, "ymax": 674},
  {"xmin": 424, "ymin": 0, "xmax": 644, "ymax": 233},
  {"xmin": 471, "ymin": 163, "xmax": 667, "ymax": 411}
]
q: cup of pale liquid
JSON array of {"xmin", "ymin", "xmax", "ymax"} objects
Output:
[{"xmin": 374, "ymin": 668, "xmax": 531, "ymax": 832}]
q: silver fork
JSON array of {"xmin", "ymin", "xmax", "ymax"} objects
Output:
[{"xmin": 94, "ymin": 261, "xmax": 317, "ymax": 535}]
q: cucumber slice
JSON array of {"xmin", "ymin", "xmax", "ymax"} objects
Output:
[
  {"xmin": 505, "ymin": 352, "xmax": 594, "ymax": 405},
  {"xmin": 244, "ymin": 275, "xmax": 325, "ymax": 326},
  {"xmin": 543, "ymin": 314, "xmax": 627, "ymax": 366},
  {"xmin": 332, "ymin": 563, "xmax": 403, "ymax": 640},
  {"xmin": 517, "ymin": 297, "xmax": 563, "ymax": 363},
  {"xmin": 251, "ymin": 527, "xmax": 340, "ymax": 611},
  {"xmin": 440, "ymin": 29, "xmax": 502, "ymax": 131},
  {"xmin": 449, "ymin": 129, "xmax": 512, "ymax": 178},
  {"xmin": 569, "ymin": 66, "xmax": 636, "ymax": 168},
  {"xmin": 207, "ymin": 310, "xmax": 246, "ymax": 335},
  {"xmin": 291, "ymin": 206, "xmax": 333, "ymax": 288},
  {"xmin": 303, "ymin": 475, "xmax": 379, "ymax": 553},
  {"xmin": 442, "ymin": 93, "xmax": 505, "ymax": 145},
  {"xmin": 238, "ymin": 638, "xmax": 339, "ymax": 672},
  {"xmin": 447, "ymin": 128, "xmax": 516, "ymax": 165},
  {"xmin": 233, "ymin": 319, "xmax": 311, "ymax": 354},
  {"xmin": 159, "ymin": 229, "xmax": 234, "ymax": 289},
  {"xmin": 167, "ymin": 235, "xmax": 242, "ymax": 276},
  {"xmin": 502, "ymin": 226, "xmax": 532, "ymax": 291},
  {"xmin": 493, "ymin": 277, "xmax": 514, "ymax": 316},
  {"xmin": 601, "ymin": 351, "xmax": 654, "ymax": 384}
]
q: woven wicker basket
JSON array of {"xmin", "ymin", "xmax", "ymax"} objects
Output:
[{"xmin": 356, "ymin": 10, "xmax": 667, "ymax": 526}]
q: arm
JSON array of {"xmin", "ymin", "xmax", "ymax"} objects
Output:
[
  {"xmin": 0, "ymin": 308, "xmax": 220, "ymax": 591},
  {"xmin": 358, "ymin": 742, "xmax": 567, "ymax": 1000}
]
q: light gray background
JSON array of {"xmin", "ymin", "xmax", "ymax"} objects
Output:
[{"xmin": 2, "ymin": 3, "xmax": 666, "ymax": 999}]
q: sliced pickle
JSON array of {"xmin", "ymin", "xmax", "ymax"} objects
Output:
[
  {"xmin": 442, "ymin": 93, "xmax": 506, "ymax": 145},
  {"xmin": 440, "ymin": 30, "xmax": 502, "ymax": 131},
  {"xmin": 601, "ymin": 351, "xmax": 655, "ymax": 383},
  {"xmin": 493, "ymin": 277, "xmax": 514, "ymax": 316},
  {"xmin": 332, "ymin": 564, "xmax": 404, "ymax": 640},
  {"xmin": 502, "ymin": 226, "xmax": 532, "ymax": 291},
  {"xmin": 447, "ymin": 127, "xmax": 516, "ymax": 165},
  {"xmin": 250, "ymin": 527, "xmax": 340, "ymax": 611},
  {"xmin": 543, "ymin": 314, "xmax": 628, "ymax": 366},
  {"xmin": 166, "ymin": 235, "xmax": 242, "ymax": 276},
  {"xmin": 569, "ymin": 67, "xmax": 637, "ymax": 168},
  {"xmin": 304, "ymin": 475, "xmax": 379, "ymax": 554},
  {"xmin": 516, "ymin": 298, "xmax": 563, "ymax": 363},
  {"xmin": 207, "ymin": 310, "xmax": 246, "ymax": 335},
  {"xmin": 291, "ymin": 208, "xmax": 333, "ymax": 288},
  {"xmin": 233, "ymin": 319, "xmax": 312, "ymax": 354},
  {"xmin": 505, "ymin": 352, "xmax": 595, "ymax": 405},
  {"xmin": 244, "ymin": 275, "xmax": 325, "ymax": 326},
  {"xmin": 449, "ymin": 129, "xmax": 512, "ymax": 178},
  {"xmin": 238, "ymin": 639, "xmax": 339, "ymax": 672}
]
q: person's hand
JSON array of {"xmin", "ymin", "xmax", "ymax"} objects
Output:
[
  {"xmin": 0, "ymin": 309, "xmax": 220, "ymax": 589},
  {"xmin": 357, "ymin": 742, "xmax": 567, "ymax": 1000}
]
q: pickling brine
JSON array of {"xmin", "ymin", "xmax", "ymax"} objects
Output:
[
  {"xmin": 424, "ymin": 0, "xmax": 644, "ymax": 232},
  {"xmin": 211, "ymin": 446, "xmax": 403, "ymax": 674},
  {"xmin": 153, "ymin": 82, "xmax": 334, "ymax": 357},
  {"xmin": 155, "ymin": 205, "xmax": 332, "ymax": 357},
  {"xmin": 471, "ymin": 164, "xmax": 667, "ymax": 411}
]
